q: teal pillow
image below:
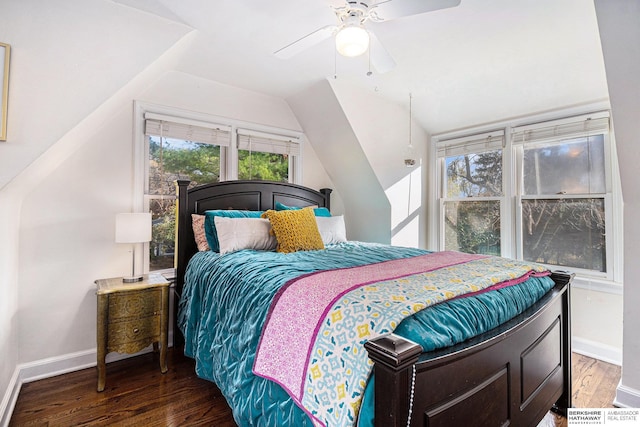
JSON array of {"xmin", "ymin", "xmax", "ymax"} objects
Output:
[
  {"xmin": 275, "ymin": 201, "xmax": 331, "ymax": 217},
  {"xmin": 204, "ymin": 210, "xmax": 263, "ymax": 252}
]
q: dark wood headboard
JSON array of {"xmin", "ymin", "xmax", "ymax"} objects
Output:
[{"xmin": 174, "ymin": 179, "xmax": 332, "ymax": 298}]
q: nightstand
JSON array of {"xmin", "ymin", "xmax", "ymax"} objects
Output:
[{"xmin": 95, "ymin": 274, "xmax": 170, "ymax": 392}]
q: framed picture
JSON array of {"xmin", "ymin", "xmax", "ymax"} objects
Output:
[{"xmin": 0, "ymin": 42, "xmax": 10, "ymax": 141}]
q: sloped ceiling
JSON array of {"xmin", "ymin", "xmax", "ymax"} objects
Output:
[
  {"xmin": 289, "ymin": 79, "xmax": 392, "ymax": 243},
  {"xmin": 114, "ymin": 0, "xmax": 608, "ymax": 134},
  {"xmin": 0, "ymin": 0, "xmax": 193, "ymax": 188}
]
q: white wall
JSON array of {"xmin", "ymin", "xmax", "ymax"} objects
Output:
[
  {"xmin": 17, "ymin": 108, "xmax": 133, "ymax": 362},
  {"xmin": 0, "ymin": 188, "xmax": 20, "ymax": 424},
  {"xmin": 288, "ymin": 79, "xmax": 428, "ymax": 247},
  {"xmin": 288, "ymin": 80, "xmax": 391, "ymax": 243},
  {"xmin": 594, "ymin": 0, "xmax": 640, "ymax": 407},
  {"xmin": 328, "ymin": 79, "xmax": 429, "ymax": 249},
  {"xmin": 572, "ymin": 286, "xmax": 623, "ymax": 364}
]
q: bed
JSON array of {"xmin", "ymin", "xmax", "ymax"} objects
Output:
[{"xmin": 174, "ymin": 179, "xmax": 572, "ymax": 427}]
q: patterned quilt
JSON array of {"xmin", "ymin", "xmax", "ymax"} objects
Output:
[{"xmin": 253, "ymin": 251, "xmax": 549, "ymax": 426}]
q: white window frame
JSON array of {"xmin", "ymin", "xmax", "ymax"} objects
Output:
[
  {"xmin": 236, "ymin": 128, "xmax": 301, "ymax": 182},
  {"xmin": 436, "ymin": 130, "xmax": 507, "ymax": 256},
  {"xmin": 430, "ymin": 104, "xmax": 622, "ymax": 293},
  {"xmin": 512, "ymin": 112, "xmax": 613, "ymax": 280},
  {"xmin": 133, "ymin": 101, "xmax": 304, "ymax": 273}
]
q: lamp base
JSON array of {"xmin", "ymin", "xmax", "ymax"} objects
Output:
[{"xmin": 122, "ymin": 275, "xmax": 144, "ymax": 283}]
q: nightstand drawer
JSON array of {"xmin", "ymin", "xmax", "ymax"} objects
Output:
[
  {"xmin": 108, "ymin": 315, "xmax": 161, "ymax": 342},
  {"xmin": 107, "ymin": 315, "xmax": 160, "ymax": 352},
  {"xmin": 108, "ymin": 289, "xmax": 162, "ymax": 321}
]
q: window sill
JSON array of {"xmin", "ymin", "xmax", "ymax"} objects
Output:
[{"xmin": 571, "ymin": 275, "xmax": 623, "ymax": 295}]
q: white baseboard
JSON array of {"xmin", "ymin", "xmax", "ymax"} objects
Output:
[
  {"xmin": 19, "ymin": 349, "xmax": 97, "ymax": 384},
  {"xmin": 614, "ymin": 381, "xmax": 640, "ymax": 408},
  {"xmin": 0, "ymin": 367, "xmax": 20, "ymax": 427},
  {"xmin": 0, "ymin": 343, "xmax": 169, "ymax": 427},
  {"xmin": 572, "ymin": 336, "xmax": 622, "ymax": 366}
]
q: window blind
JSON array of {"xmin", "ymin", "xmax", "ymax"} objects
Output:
[
  {"xmin": 437, "ymin": 130, "xmax": 505, "ymax": 157},
  {"xmin": 511, "ymin": 111, "xmax": 610, "ymax": 146},
  {"xmin": 237, "ymin": 128, "xmax": 301, "ymax": 156},
  {"xmin": 144, "ymin": 114, "xmax": 231, "ymax": 147}
]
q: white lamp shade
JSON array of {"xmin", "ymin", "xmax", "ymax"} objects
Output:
[
  {"xmin": 115, "ymin": 213, "xmax": 152, "ymax": 243},
  {"xmin": 335, "ymin": 25, "xmax": 369, "ymax": 57}
]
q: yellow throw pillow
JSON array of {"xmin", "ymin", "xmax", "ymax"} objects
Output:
[{"xmin": 261, "ymin": 207, "xmax": 325, "ymax": 253}]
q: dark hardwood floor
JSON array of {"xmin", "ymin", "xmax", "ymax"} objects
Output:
[
  {"xmin": 9, "ymin": 348, "xmax": 236, "ymax": 427},
  {"xmin": 9, "ymin": 349, "xmax": 620, "ymax": 426}
]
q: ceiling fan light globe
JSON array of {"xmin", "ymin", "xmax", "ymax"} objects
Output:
[{"xmin": 335, "ymin": 25, "xmax": 369, "ymax": 57}]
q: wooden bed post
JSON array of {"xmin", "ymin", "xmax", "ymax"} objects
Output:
[
  {"xmin": 175, "ymin": 180, "xmax": 191, "ymax": 292},
  {"xmin": 365, "ymin": 334, "xmax": 423, "ymax": 427},
  {"xmin": 550, "ymin": 271, "xmax": 574, "ymax": 416},
  {"xmin": 174, "ymin": 179, "xmax": 191, "ymax": 346},
  {"xmin": 320, "ymin": 188, "xmax": 332, "ymax": 211}
]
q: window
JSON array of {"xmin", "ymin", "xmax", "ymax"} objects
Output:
[
  {"xmin": 436, "ymin": 112, "xmax": 614, "ymax": 278},
  {"xmin": 136, "ymin": 104, "xmax": 304, "ymax": 272},
  {"xmin": 438, "ymin": 132, "xmax": 505, "ymax": 256},
  {"xmin": 513, "ymin": 114, "xmax": 610, "ymax": 273},
  {"xmin": 144, "ymin": 115, "xmax": 230, "ymax": 270},
  {"xmin": 237, "ymin": 129, "xmax": 301, "ymax": 182}
]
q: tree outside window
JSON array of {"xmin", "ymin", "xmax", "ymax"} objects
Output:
[
  {"xmin": 443, "ymin": 149, "xmax": 502, "ymax": 255},
  {"xmin": 238, "ymin": 150, "xmax": 288, "ymax": 182},
  {"xmin": 148, "ymin": 137, "xmax": 221, "ymax": 270},
  {"xmin": 438, "ymin": 128, "xmax": 608, "ymax": 274},
  {"xmin": 520, "ymin": 135, "xmax": 606, "ymax": 272}
]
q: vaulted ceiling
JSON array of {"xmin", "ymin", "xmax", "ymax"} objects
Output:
[{"xmin": 113, "ymin": 0, "xmax": 609, "ymax": 135}]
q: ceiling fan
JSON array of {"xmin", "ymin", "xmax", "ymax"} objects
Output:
[{"xmin": 274, "ymin": 0, "xmax": 461, "ymax": 74}]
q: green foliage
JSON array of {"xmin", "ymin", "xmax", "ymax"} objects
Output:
[
  {"xmin": 147, "ymin": 137, "xmax": 290, "ymax": 270},
  {"xmin": 455, "ymin": 201, "xmax": 501, "ymax": 255},
  {"xmin": 149, "ymin": 138, "xmax": 220, "ymax": 194},
  {"xmin": 238, "ymin": 150, "xmax": 288, "ymax": 182},
  {"xmin": 445, "ymin": 150, "xmax": 502, "ymax": 255},
  {"xmin": 149, "ymin": 199, "xmax": 176, "ymax": 271},
  {"xmin": 162, "ymin": 143, "xmax": 220, "ymax": 186},
  {"xmin": 444, "ymin": 201, "xmax": 501, "ymax": 255}
]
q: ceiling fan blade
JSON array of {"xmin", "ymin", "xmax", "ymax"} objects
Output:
[
  {"xmin": 369, "ymin": 31, "xmax": 396, "ymax": 74},
  {"xmin": 274, "ymin": 25, "xmax": 336, "ymax": 59},
  {"xmin": 370, "ymin": 0, "xmax": 461, "ymax": 21}
]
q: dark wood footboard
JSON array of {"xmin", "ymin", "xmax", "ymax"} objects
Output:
[{"xmin": 365, "ymin": 271, "xmax": 573, "ymax": 427}]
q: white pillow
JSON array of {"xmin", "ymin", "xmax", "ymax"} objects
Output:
[
  {"xmin": 214, "ymin": 217, "xmax": 277, "ymax": 254},
  {"xmin": 315, "ymin": 215, "xmax": 347, "ymax": 245}
]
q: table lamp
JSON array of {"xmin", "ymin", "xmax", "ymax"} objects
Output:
[{"xmin": 115, "ymin": 212, "xmax": 152, "ymax": 283}]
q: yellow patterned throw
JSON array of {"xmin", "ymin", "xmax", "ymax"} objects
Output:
[{"xmin": 261, "ymin": 207, "xmax": 325, "ymax": 253}]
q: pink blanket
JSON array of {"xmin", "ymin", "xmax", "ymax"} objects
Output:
[
  {"xmin": 253, "ymin": 252, "xmax": 483, "ymax": 397},
  {"xmin": 253, "ymin": 251, "xmax": 549, "ymax": 426}
]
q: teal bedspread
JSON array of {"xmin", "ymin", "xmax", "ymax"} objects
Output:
[{"xmin": 177, "ymin": 242, "xmax": 554, "ymax": 427}]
